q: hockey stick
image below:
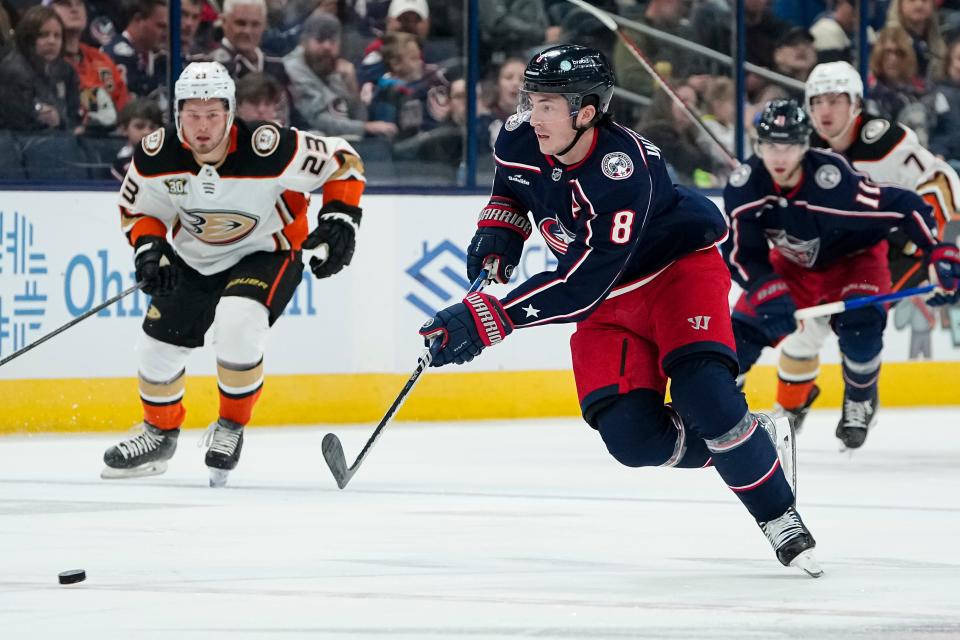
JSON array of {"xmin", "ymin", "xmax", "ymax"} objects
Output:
[
  {"xmin": 564, "ymin": 0, "xmax": 739, "ymax": 168},
  {"xmin": 0, "ymin": 282, "xmax": 144, "ymax": 368},
  {"xmin": 794, "ymin": 284, "xmax": 936, "ymax": 320},
  {"xmin": 321, "ymin": 269, "xmax": 490, "ymax": 489}
]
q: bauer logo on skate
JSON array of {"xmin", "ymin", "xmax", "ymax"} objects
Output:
[{"xmin": 0, "ymin": 211, "xmax": 49, "ymax": 357}]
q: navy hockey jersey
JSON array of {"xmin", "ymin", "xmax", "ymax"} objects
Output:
[
  {"xmin": 489, "ymin": 119, "xmax": 728, "ymax": 328},
  {"xmin": 722, "ymin": 148, "xmax": 938, "ymax": 288},
  {"xmin": 103, "ymin": 32, "xmax": 167, "ymax": 98}
]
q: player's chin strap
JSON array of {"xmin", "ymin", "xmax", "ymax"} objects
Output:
[
  {"xmin": 556, "ymin": 119, "xmax": 592, "ymax": 157},
  {"xmin": 826, "ymin": 105, "xmax": 862, "ymax": 151}
]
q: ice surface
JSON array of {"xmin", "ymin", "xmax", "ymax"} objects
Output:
[{"xmin": 1, "ymin": 408, "xmax": 959, "ymax": 639}]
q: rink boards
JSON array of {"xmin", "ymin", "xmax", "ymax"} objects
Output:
[{"xmin": 1, "ymin": 191, "xmax": 958, "ymax": 433}]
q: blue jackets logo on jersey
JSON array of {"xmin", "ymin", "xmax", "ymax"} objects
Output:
[
  {"xmin": 539, "ymin": 217, "xmax": 575, "ymax": 255},
  {"xmin": 765, "ymin": 229, "xmax": 821, "ymax": 267}
]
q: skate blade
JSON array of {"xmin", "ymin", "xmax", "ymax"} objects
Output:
[
  {"xmin": 208, "ymin": 468, "xmax": 231, "ymax": 488},
  {"xmin": 769, "ymin": 415, "xmax": 796, "ymax": 496},
  {"xmin": 101, "ymin": 461, "xmax": 168, "ymax": 479},
  {"xmin": 789, "ymin": 549, "xmax": 824, "ymax": 578}
]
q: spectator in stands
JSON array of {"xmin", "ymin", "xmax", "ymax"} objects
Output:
[
  {"xmin": 478, "ymin": 0, "xmax": 548, "ymax": 68},
  {"xmin": 48, "ymin": 0, "xmax": 130, "ymax": 132},
  {"xmin": 931, "ymin": 36, "xmax": 960, "ymax": 164},
  {"xmin": 209, "ymin": 0, "xmax": 288, "ymax": 83},
  {"xmin": 359, "ymin": 0, "xmax": 432, "ymax": 89},
  {"xmin": 285, "ymin": 10, "xmax": 397, "ymax": 138},
  {"xmin": 886, "ymin": 0, "xmax": 946, "ymax": 80},
  {"xmin": 867, "ymin": 24, "xmax": 948, "ymax": 146},
  {"xmin": 111, "ymin": 98, "xmax": 163, "ymax": 180},
  {"xmin": 772, "ymin": 27, "xmax": 818, "ymax": 83},
  {"xmin": 0, "ymin": 5, "xmax": 12, "ymax": 49},
  {"xmin": 236, "ymin": 71, "xmax": 289, "ymax": 125},
  {"xmin": 0, "ymin": 5, "xmax": 81, "ymax": 131},
  {"xmin": 613, "ymin": 0, "xmax": 698, "ymax": 98},
  {"xmin": 809, "ymin": 0, "xmax": 856, "ymax": 63},
  {"xmin": 181, "ymin": 0, "xmax": 208, "ymax": 57},
  {"xmin": 485, "ymin": 56, "xmax": 524, "ymax": 142},
  {"xmin": 103, "ymin": 0, "xmax": 168, "ymax": 99},
  {"xmin": 639, "ymin": 82, "xmax": 722, "ymax": 187},
  {"xmin": 369, "ymin": 31, "xmax": 449, "ymax": 139},
  {"xmin": 700, "ymin": 76, "xmax": 737, "ymax": 177},
  {"xmin": 692, "ymin": 0, "xmax": 791, "ymax": 81}
]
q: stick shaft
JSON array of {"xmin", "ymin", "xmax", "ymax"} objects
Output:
[
  {"xmin": 0, "ymin": 282, "xmax": 143, "ymax": 368},
  {"xmin": 794, "ymin": 285, "xmax": 936, "ymax": 320}
]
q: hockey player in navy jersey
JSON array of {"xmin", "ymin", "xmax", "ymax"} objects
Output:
[
  {"xmin": 723, "ymin": 99, "xmax": 960, "ymax": 450},
  {"xmin": 772, "ymin": 62, "xmax": 960, "ymax": 435},
  {"xmin": 418, "ymin": 45, "xmax": 822, "ymax": 576}
]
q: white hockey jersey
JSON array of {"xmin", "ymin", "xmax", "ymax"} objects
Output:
[
  {"xmin": 118, "ymin": 120, "xmax": 365, "ymax": 275},
  {"xmin": 812, "ymin": 114, "xmax": 960, "ymax": 228}
]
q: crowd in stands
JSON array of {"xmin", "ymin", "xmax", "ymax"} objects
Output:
[{"xmin": 1, "ymin": 0, "xmax": 959, "ymax": 186}]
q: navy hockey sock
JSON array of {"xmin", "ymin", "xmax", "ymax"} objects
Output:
[{"xmin": 668, "ymin": 356, "xmax": 794, "ymax": 522}]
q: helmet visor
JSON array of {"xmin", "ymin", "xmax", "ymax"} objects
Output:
[{"xmin": 516, "ymin": 89, "xmax": 583, "ymax": 124}]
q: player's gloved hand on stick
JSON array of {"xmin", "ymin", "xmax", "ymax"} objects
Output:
[
  {"xmin": 927, "ymin": 243, "xmax": 960, "ymax": 306},
  {"xmin": 134, "ymin": 235, "xmax": 180, "ymax": 296},
  {"xmin": 419, "ymin": 292, "xmax": 514, "ymax": 366},
  {"xmin": 466, "ymin": 202, "xmax": 532, "ymax": 284},
  {"xmin": 302, "ymin": 200, "xmax": 362, "ymax": 279},
  {"xmin": 732, "ymin": 274, "xmax": 797, "ymax": 344}
]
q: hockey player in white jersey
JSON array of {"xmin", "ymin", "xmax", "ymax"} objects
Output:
[
  {"xmin": 774, "ymin": 61, "xmax": 960, "ymax": 448},
  {"xmin": 103, "ymin": 62, "xmax": 366, "ymax": 485}
]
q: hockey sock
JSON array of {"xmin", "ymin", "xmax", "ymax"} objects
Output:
[
  {"xmin": 777, "ymin": 353, "xmax": 819, "ymax": 409},
  {"xmin": 139, "ymin": 368, "xmax": 187, "ymax": 430},
  {"xmin": 669, "ymin": 356, "xmax": 794, "ymax": 522},
  {"xmin": 841, "ymin": 355, "xmax": 880, "ymax": 402},
  {"xmin": 217, "ymin": 358, "xmax": 264, "ymax": 426},
  {"xmin": 594, "ymin": 389, "xmax": 710, "ymax": 468}
]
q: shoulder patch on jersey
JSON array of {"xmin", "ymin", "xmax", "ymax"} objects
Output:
[
  {"xmin": 729, "ymin": 163, "xmax": 752, "ymax": 188},
  {"xmin": 861, "ymin": 119, "xmax": 891, "ymax": 143},
  {"xmin": 504, "ymin": 113, "xmax": 522, "ymax": 131},
  {"xmin": 601, "ymin": 152, "xmax": 633, "ymax": 180},
  {"xmin": 252, "ymin": 124, "xmax": 281, "ymax": 157},
  {"xmin": 814, "ymin": 163, "xmax": 842, "ymax": 189},
  {"xmin": 142, "ymin": 128, "xmax": 164, "ymax": 156}
]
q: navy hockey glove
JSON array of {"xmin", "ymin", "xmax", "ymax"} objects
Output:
[
  {"xmin": 732, "ymin": 275, "xmax": 797, "ymax": 344},
  {"xmin": 927, "ymin": 243, "xmax": 960, "ymax": 306},
  {"xmin": 466, "ymin": 199, "xmax": 532, "ymax": 284},
  {"xmin": 418, "ymin": 292, "xmax": 514, "ymax": 366},
  {"xmin": 134, "ymin": 235, "xmax": 180, "ymax": 296},
  {"xmin": 302, "ymin": 200, "xmax": 362, "ymax": 279}
]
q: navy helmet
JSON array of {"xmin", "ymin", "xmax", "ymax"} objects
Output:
[
  {"xmin": 520, "ymin": 44, "xmax": 615, "ymax": 124},
  {"xmin": 756, "ymin": 99, "xmax": 812, "ymax": 145}
]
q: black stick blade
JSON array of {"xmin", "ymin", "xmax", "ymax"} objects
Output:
[{"xmin": 322, "ymin": 433, "xmax": 352, "ymax": 489}]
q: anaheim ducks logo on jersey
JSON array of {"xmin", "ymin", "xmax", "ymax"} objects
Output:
[
  {"xmin": 252, "ymin": 124, "xmax": 280, "ymax": 157},
  {"xmin": 766, "ymin": 229, "xmax": 821, "ymax": 268},
  {"xmin": 181, "ymin": 209, "xmax": 259, "ymax": 245},
  {"xmin": 142, "ymin": 128, "xmax": 164, "ymax": 156}
]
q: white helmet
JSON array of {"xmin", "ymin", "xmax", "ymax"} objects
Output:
[
  {"xmin": 804, "ymin": 61, "xmax": 863, "ymax": 111},
  {"xmin": 174, "ymin": 61, "xmax": 236, "ymax": 143}
]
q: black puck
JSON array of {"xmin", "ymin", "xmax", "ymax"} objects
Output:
[{"xmin": 58, "ymin": 569, "xmax": 86, "ymax": 585}]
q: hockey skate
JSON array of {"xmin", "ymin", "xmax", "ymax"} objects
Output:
[
  {"xmin": 756, "ymin": 412, "xmax": 796, "ymax": 496},
  {"xmin": 836, "ymin": 390, "xmax": 878, "ymax": 451},
  {"xmin": 101, "ymin": 423, "xmax": 179, "ymax": 479},
  {"xmin": 758, "ymin": 506, "xmax": 822, "ymax": 577},
  {"xmin": 773, "ymin": 384, "xmax": 820, "ymax": 434},
  {"xmin": 201, "ymin": 419, "xmax": 244, "ymax": 488}
]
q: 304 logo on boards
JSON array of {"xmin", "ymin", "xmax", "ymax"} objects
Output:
[{"xmin": 0, "ymin": 211, "xmax": 48, "ymax": 356}]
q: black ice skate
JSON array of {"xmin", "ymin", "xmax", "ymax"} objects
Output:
[
  {"xmin": 755, "ymin": 412, "xmax": 796, "ymax": 496},
  {"xmin": 774, "ymin": 384, "xmax": 820, "ymax": 434},
  {"xmin": 101, "ymin": 423, "xmax": 179, "ymax": 479},
  {"xmin": 836, "ymin": 389, "xmax": 878, "ymax": 450},
  {"xmin": 758, "ymin": 506, "xmax": 823, "ymax": 578},
  {"xmin": 201, "ymin": 419, "xmax": 244, "ymax": 488}
]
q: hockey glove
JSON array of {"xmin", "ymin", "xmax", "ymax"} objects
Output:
[
  {"xmin": 466, "ymin": 200, "xmax": 532, "ymax": 284},
  {"xmin": 419, "ymin": 292, "xmax": 513, "ymax": 366},
  {"xmin": 732, "ymin": 275, "xmax": 797, "ymax": 344},
  {"xmin": 927, "ymin": 243, "xmax": 960, "ymax": 306},
  {"xmin": 302, "ymin": 200, "xmax": 362, "ymax": 279},
  {"xmin": 134, "ymin": 235, "xmax": 180, "ymax": 296}
]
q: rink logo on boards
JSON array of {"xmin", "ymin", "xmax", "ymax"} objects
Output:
[
  {"xmin": 0, "ymin": 210, "xmax": 48, "ymax": 357},
  {"xmin": 687, "ymin": 315, "xmax": 711, "ymax": 330}
]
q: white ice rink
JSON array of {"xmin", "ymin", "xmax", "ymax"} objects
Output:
[{"xmin": 2, "ymin": 408, "xmax": 959, "ymax": 639}]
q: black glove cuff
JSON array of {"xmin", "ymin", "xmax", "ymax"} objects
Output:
[{"xmin": 319, "ymin": 200, "xmax": 363, "ymax": 226}]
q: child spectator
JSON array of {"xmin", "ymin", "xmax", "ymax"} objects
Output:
[
  {"xmin": 236, "ymin": 71, "xmax": 288, "ymax": 125},
  {"xmin": 112, "ymin": 98, "xmax": 163, "ymax": 180}
]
